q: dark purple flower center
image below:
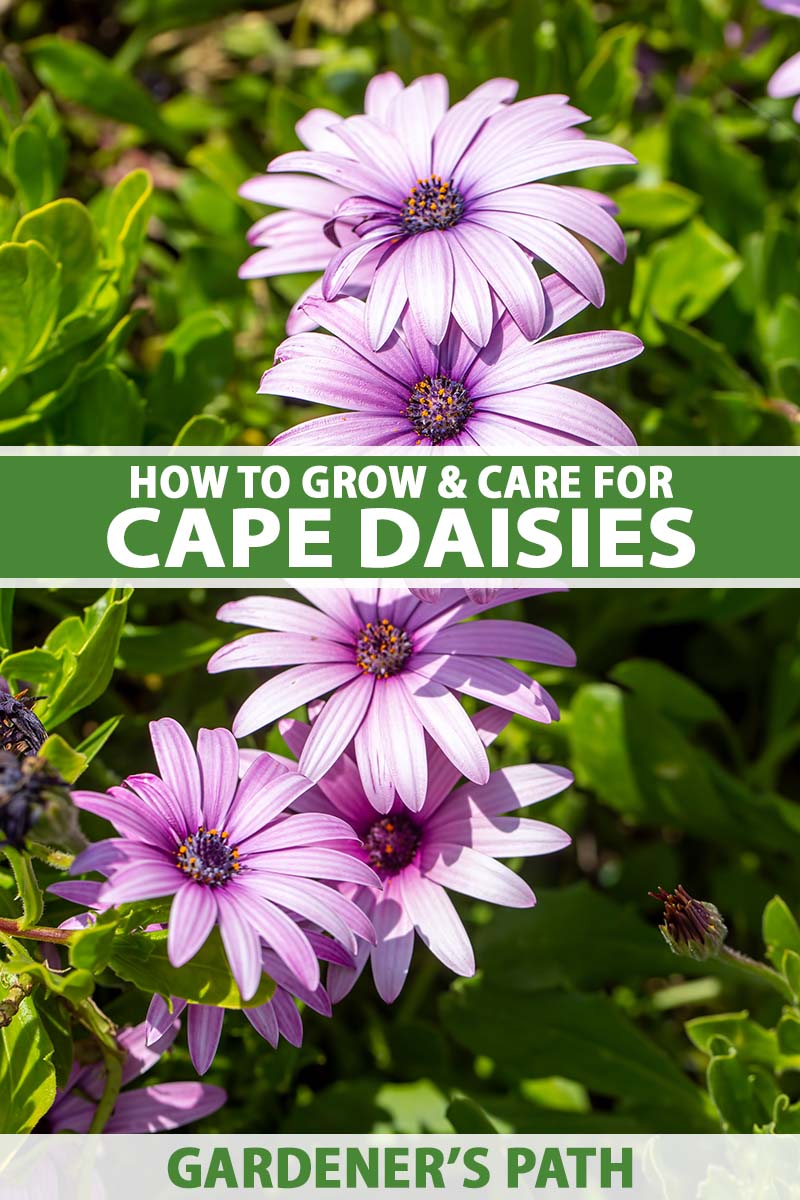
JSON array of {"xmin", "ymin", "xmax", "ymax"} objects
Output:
[
  {"xmin": 364, "ymin": 813, "xmax": 421, "ymax": 875},
  {"xmin": 356, "ymin": 618, "xmax": 413, "ymax": 677},
  {"xmin": 405, "ymin": 375, "xmax": 473, "ymax": 445},
  {"xmin": 402, "ymin": 176, "xmax": 465, "ymax": 234},
  {"xmin": 177, "ymin": 826, "xmax": 239, "ymax": 886}
]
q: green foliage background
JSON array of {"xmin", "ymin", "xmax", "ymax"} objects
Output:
[
  {"xmin": 2, "ymin": 584, "xmax": 800, "ymax": 1134},
  {"xmin": 0, "ymin": 0, "xmax": 799, "ymax": 444},
  {"xmin": 1, "ymin": 0, "xmax": 800, "ymax": 1136}
]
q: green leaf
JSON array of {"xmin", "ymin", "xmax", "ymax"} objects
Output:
[
  {"xmin": 3, "ymin": 848, "xmax": 43, "ymax": 929},
  {"xmin": 2, "ymin": 955, "xmax": 95, "ymax": 1004},
  {"xmin": 147, "ymin": 310, "xmax": 234, "ymax": 436},
  {"xmin": 0, "ymin": 994, "xmax": 56, "ymax": 1133},
  {"xmin": 610, "ymin": 658, "xmax": 730, "ymax": 730},
  {"xmin": 102, "ymin": 169, "xmax": 153, "ymax": 296},
  {"xmin": 37, "ymin": 588, "xmax": 132, "ymax": 729},
  {"xmin": 108, "ymin": 928, "xmax": 276, "ymax": 1009},
  {"xmin": 173, "ymin": 413, "xmax": 230, "ymax": 446},
  {"xmin": 26, "ymin": 38, "xmax": 187, "ymax": 156},
  {"xmin": 0, "ymin": 590, "xmax": 13, "ymax": 658},
  {"xmin": 777, "ymin": 1011, "xmax": 800, "ymax": 1058},
  {"xmin": 473, "ymin": 883, "xmax": 675, "ymax": 992},
  {"xmin": 441, "ymin": 984, "xmax": 710, "ymax": 1124},
  {"xmin": 59, "ymin": 363, "xmax": 144, "ymax": 444},
  {"xmin": 69, "ymin": 913, "xmax": 120, "ymax": 973},
  {"xmin": 0, "ymin": 241, "xmax": 61, "ymax": 391},
  {"xmin": 631, "ymin": 218, "xmax": 741, "ymax": 346},
  {"xmin": 706, "ymin": 1050, "xmax": 757, "ymax": 1133},
  {"xmin": 446, "ymin": 1096, "xmax": 499, "ymax": 1134},
  {"xmin": 14, "ymin": 199, "xmax": 99, "ymax": 317},
  {"xmin": 36, "ymin": 992, "xmax": 74, "ymax": 1090},
  {"xmin": 686, "ymin": 1012, "xmax": 779, "ymax": 1068},
  {"xmin": 38, "ymin": 734, "xmax": 88, "ymax": 785},
  {"xmin": 615, "ymin": 182, "xmax": 700, "ymax": 231},
  {"xmin": 75, "ymin": 715, "xmax": 123, "ymax": 763},
  {"xmin": 575, "ymin": 24, "xmax": 641, "ymax": 124},
  {"xmin": 763, "ymin": 896, "xmax": 800, "ymax": 970},
  {"xmin": 782, "ymin": 950, "xmax": 800, "ymax": 1002},
  {"xmin": 7, "ymin": 124, "xmax": 52, "ymax": 212}
]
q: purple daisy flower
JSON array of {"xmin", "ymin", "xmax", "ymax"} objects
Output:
[
  {"xmin": 276, "ymin": 706, "xmax": 572, "ymax": 1001},
  {"xmin": 66, "ymin": 719, "xmax": 377, "ymax": 1000},
  {"xmin": 40, "ymin": 1018, "xmax": 226, "ymax": 1133},
  {"xmin": 144, "ymin": 932, "xmax": 354, "ymax": 1074},
  {"xmin": 256, "ymin": 72, "xmax": 634, "ymax": 348},
  {"xmin": 265, "ymin": 281, "xmax": 641, "ymax": 448},
  {"xmin": 208, "ymin": 587, "xmax": 575, "ymax": 813},
  {"xmin": 764, "ymin": 1, "xmax": 800, "ymax": 121}
]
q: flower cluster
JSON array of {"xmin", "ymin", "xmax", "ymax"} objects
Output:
[
  {"xmin": 55, "ymin": 586, "xmax": 574, "ymax": 1099},
  {"xmin": 242, "ymin": 72, "xmax": 643, "ymax": 447}
]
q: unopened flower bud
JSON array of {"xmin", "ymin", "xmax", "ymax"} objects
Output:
[
  {"xmin": 649, "ymin": 884, "xmax": 728, "ymax": 961},
  {"xmin": 0, "ymin": 752, "xmax": 65, "ymax": 848}
]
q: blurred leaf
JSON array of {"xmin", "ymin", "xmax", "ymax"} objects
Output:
[
  {"xmin": 447, "ymin": 1096, "xmax": 499, "ymax": 1134},
  {"xmin": 39, "ymin": 734, "xmax": 88, "ymax": 785},
  {"xmin": 632, "ymin": 218, "xmax": 740, "ymax": 345},
  {"xmin": 615, "ymin": 182, "xmax": 700, "ymax": 231},
  {"xmin": 763, "ymin": 896, "xmax": 800, "ymax": 970},
  {"xmin": 147, "ymin": 310, "xmax": 234, "ymax": 435},
  {"xmin": 0, "ymin": 591, "xmax": 13, "ymax": 658},
  {"xmin": 610, "ymin": 658, "xmax": 730, "ymax": 730},
  {"xmin": 442, "ymin": 983, "xmax": 711, "ymax": 1125},
  {"xmin": 706, "ymin": 1049, "xmax": 757, "ymax": 1133},
  {"xmin": 60, "ymin": 364, "xmax": 144, "ymax": 444},
  {"xmin": 26, "ymin": 38, "xmax": 187, "ymax": 157},
  {"xmin": 686, "ymin": 1013, "xmax": 778, "ymax": 1068},
  {"xmin": 75, "ymin": 715, "xmax": 124, "ymax": 763},
  {"xmin": 173, "ymin": 414, "xmax": 230, "ymax": 447}
]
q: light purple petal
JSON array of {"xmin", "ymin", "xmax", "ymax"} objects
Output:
[
  {"xmin": 228, "ymin": 883, "xmax": 320, "ymax": 990},
  {"xmin": 216, "ymin": 888, "xmax": 264, "ymax": 1001},
  {"xmin": 401, "ymin": 673, "xmax": 489, "ymax": 785},
  {"xmin": 769, "ymin": 49, "xmax": 800, "ymax": 98},
  {"xmin": 397, "ymin": 867, "xmax": 475, "ymax": 976},
  {"xmin": 215, "ymin": 595, "xmax": 351, "ymax": 640},
  {"xmin": 374, "ymin": 677, "xmax": 428, "ymax": 811},
  {"xmin": 150, "ymin": 718, "xmax": 203, "ymax": 829},
  {"xmin": 196, "ymin": 727, "xmax": 240, "ymax": 831},
  {"xmin": 299, "ymin": 673, "xmax": 375, "ymax": 781},
  {"xmin": 403, "ymin": 230, "xmax": 454, "ymax": 346},
  {"xmin": 244, "ymin": 999, "xmax": 279, "ymax": 1047},
  {"xmin": 424, "ymin": 619, "xmax": 576, "ymax": 667},
  {"xmin": 420, "ymin": 842, "xmax": 535, "ymax": 907},
  {"xmin": 100, "ymin": 861, "xmax": 180, "ymax": 905},
  {"xmin": 413, "ymin": 653, "xmax": 558, "ymax": 723},
  {"xmin": 187, "ymin": 1005, "xmax": 225, "ymax": 1076},
  {"xmin": 167, "ymin": 883, "xmax": 218, "ymax": 968},
  {"xmin": 452, "ymin": 223, "xmax": 545, "ymax": 339},
  {"xmin": 104, "ymin": 1083, "xmax": 226, "ymax": 1133},
  {"xmin": 209, "ymin": 631, "xmax": 355, "ymax": 672},
  {"xmin": 228, "ymin": 663, "xmax": 361, "ymax": 739},
  {"xmin": 449, "ymin": 762, "xmax": 574, "ymax": 817},
  {"xmin": 354, "ymin": 698, "xmax": 396, "ymax": 812},
  {"xmin": 371, "ymin": 896, "xmax": 415, "ymax": 1002}
]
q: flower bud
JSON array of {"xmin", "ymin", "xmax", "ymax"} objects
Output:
[
  {"xmin": 650, "ymin": 884, "xmax": 728, "ymax": 961},
  {"xmin": 0, "ymin": 752, "xmax": 64, "ymax": 848}
]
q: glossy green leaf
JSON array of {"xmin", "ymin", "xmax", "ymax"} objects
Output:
[
  {"xmin": 109, "ymin": 928, "xmax": 276, "ymax": 1009},
  {"xmin": 763, "ymin": 896, "xmax": 800, "ymax": 970},
  {"xmin": 615, "ymin": 182, "xmax": 700, "ymax": 231},
  {"xmin": 38, "ymin": 734, "xmax": 88, "ymax": 785},
  {"xmin": 0, "ymin": 994, "xmax": 56, "ymax": 1133},
  {"xmin": 0, "ymin": 241, "xmax": 61, "ymax": 390}
]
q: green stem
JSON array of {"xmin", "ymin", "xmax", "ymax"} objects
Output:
[
  {"xmin": 3, "ymin": 848, "xmax": 43, "ymax": 929},
  {"xmin": 720, "ymin": 946, "xmax": 795, "ymax": 1003},
  {"xmin": 27, "ymin": 841, "xmax": 74, "ymax": 871},
  {"xmin": 72, "ymin": 998, "xmax": 125, "ymax": 1133},
  {"xmin": 0, "ymin": 916, "xmax": 73, "ymax": 944}
]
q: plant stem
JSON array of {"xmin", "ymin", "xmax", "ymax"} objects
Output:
[
  {"xmin": 27, "ymin": 841, "xmax": 74, "ymax": 871},
  {"xmin": 720, "ymin": 946, "xmax": 795, "ymax": 1002},
  {"xmin": 72, "ymin": 998, "xmax": 125, "ymax": 1133},
  {"xmin": 0, "ymin": 916, "xmax": 73, "ymax": 944}
]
